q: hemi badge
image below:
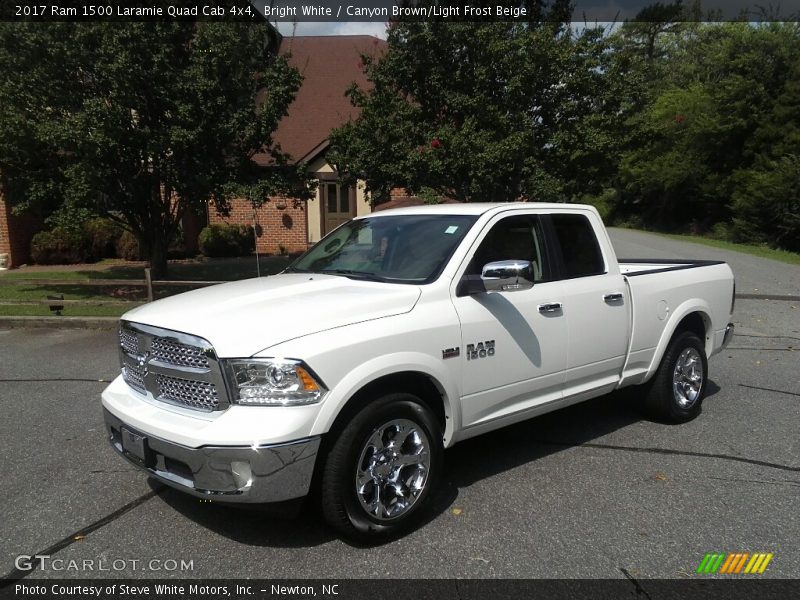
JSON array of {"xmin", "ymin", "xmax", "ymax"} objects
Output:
[{"xmin": 442, "ymin": 347, "xmax": 460, "ymax": 359}]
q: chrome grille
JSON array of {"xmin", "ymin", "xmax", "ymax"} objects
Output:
[
  {"xmin": 122, "ymin": 363, "xmax": 146, "ymax": 394},
  {"xmin": 118, "ymin": 321, "xmax": 229, "ymax": 412},
  {"xmin": 119, "ymin": 328, "xmax": 139, "ymax": 355},
  {"xmin": 151, "ymin": 337, "xmax": 210, "ymax": 369},
  {"xmin": 156, "ymin": 374, "xmax": 220, "ymax": 411}
]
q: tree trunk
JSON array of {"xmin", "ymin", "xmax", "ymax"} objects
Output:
[{"xmin": 147, "ymin": 235, "xmax": 169, "ymax": 280}]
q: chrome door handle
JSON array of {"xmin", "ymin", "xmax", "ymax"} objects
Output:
[
  {"xmin": 604, "ymin": 293, "xmax": 624, "ymax": 303},
  {"xmin": 538, "ymin": 302, "xmax": 563, "ymax": 313}
]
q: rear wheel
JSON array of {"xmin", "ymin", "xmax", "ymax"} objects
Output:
[
  {"xmin": 320, "ymin": 393, "xmax": 442, "ymax": 541},
  {"xmin": 644, "ymin": 330, "xmax": 708, "ymax": 423}
]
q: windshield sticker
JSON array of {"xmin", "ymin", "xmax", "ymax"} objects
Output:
[{"xmin": 445, "ymin": 225, "xmax": 459, "ymax": 234}]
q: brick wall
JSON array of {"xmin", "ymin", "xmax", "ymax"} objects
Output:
[
  {"xmin": 0, "ymin": 195, "xmax": 42, "ymax": 268},
  {"xmin": 209, "ymin": 198, "xmax": 308, "ymax": 255}
]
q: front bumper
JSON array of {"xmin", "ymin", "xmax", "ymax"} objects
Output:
[{"xmin": 103, "ymin": 408, "xmax": 320, "ymax": 503}]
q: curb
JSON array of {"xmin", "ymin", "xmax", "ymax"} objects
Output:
[{"xmin": 0, "ymin": 316, "xmax": 118, "ymax": 330}]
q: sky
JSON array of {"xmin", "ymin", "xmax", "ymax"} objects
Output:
[{"xmin": 273, "ymin": 21, "xmax": 389, "ymax": 38}]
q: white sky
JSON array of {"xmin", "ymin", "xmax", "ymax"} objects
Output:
[{"xmin": 274, "ymin": 21, "xmax": 388, "ymax": 38}]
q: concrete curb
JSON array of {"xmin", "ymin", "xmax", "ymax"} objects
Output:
[{"xmin": 0, "ymin": 316, "xmax": 118, "ymax": 330}]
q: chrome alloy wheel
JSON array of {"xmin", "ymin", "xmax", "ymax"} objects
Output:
[
  {"xmin": 355, "ymin": 418, "xmax": 431, "ymax": 521},
  {"xmin": 672, "ymin": 347, "xmax": 704, "ymax": 408}
]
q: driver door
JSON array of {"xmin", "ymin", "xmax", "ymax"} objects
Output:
[{"xmin": 451, "ymin": 213, "xmax": 567, "ymax": 429}]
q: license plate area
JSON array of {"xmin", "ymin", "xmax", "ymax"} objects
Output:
[{"xmin": 121, "ymin": 427, "xmax": 151, "ymax": 466}]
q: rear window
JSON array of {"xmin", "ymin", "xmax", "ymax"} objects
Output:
[{"xmin": 550, "ymin": 214, "xmax": 605, "ymax": 278}]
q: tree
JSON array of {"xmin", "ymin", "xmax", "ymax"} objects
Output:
[
  {"xmin": 613, "ymin": 21, "xmax": 800, "ymax": 232},
  {"xmin": 731, "ymin": 155, "xmax": 800, "ymax": 251},
  {"xmin": 0, "ymin": 20, "xmax": 311, "ymax": 277},
  {"xmin": 328, "ymin": 10, "xmax": 609, "ymax": 205}
]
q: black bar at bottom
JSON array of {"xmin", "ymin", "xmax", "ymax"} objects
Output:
[{"xmin": 1, "ymin": 579, "xmax": 799, "ymax": 600}]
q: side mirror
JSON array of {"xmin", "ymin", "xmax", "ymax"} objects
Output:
[{"xmin": 481, "ymin": 260, "xmax": 534, "ymax": 292}]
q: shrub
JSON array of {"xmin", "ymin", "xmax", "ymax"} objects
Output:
[
  {"xmin": 115, "ymin": 231, "xmax": 141, "ymax": 260},
  {"xmin": 84, "ymin": 217, "xmax": 124, "ymax": 259},
  {"xmin": 30, "ymin": 227, "xmax": 92, "ymax": 264},
  {"xmin": 732, "ymin": 156, "xmax": 800, "ymax": 252},
  {"xmin": 198, "ymin": 224, "xmax": 255, "ymax": 257}
]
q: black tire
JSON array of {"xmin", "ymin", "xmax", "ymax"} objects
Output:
[
  {"xmin": 320, "ymin": 393, "xmax": 442, "ymax": 542},
  {"xmin": 644, "ymin": 330, "xmax": 708, "ymax": 423}
]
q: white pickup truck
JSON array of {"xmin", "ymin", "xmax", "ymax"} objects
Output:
[{"xmin": 102, "ymin": 203, "xmax": 735, "ymax": 540}]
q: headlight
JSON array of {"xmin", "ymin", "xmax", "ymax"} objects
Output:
[{"xmin": 223, "ymin": 359, "xmax": 327, "ymax": 406}]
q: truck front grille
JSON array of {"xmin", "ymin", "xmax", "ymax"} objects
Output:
[
  {"xmin": 156, "ymin": 374, "xmax": 220, "ymax": 411},
  {"xmin": 122, "ymin": 363, "xmax": 146, "ymax": 394},
  {"xmin": 150, "ymin": 337, "xmax": 210, "ymax": 369},
  {"xmin": 118, "ymin": 322, "xmax": 229, "ymax": 412},
  {"xmin": 119, "ymin": 328, "xmax": 139, "ymax": 355}
]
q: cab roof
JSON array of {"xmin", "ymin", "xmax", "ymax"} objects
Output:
[{"xmin": 356, "ymin": 202, "xmax": 596, "ymax": 218}]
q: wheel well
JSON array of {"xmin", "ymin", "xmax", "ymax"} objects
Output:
[
  {"xmin": 309, "ymin": 372, "xmax": 448, "ymax": 502},
  {"xmin": 673, "ymin": 312, "xmax": 709, "ymax": 345},
  {"xmin": 327, "ymin": 372, "xmax": 447, "ymax": 438}
]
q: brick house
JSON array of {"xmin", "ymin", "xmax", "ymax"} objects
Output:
[
  {"xmin": 0, "ymin": 195, "xmax": 40, "ymax": 269},
  {"xmin": 206, "ymin": 35, "xmax": 387, "ymax": 255},
  {"xmin": 0, "ymin": 34, "xmax": 388, "ymax": 269}
]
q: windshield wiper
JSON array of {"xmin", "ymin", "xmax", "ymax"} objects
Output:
[
  {"xmin": 284, "ymin": 266, "xmax": 307, "ymax": 273},
  {"xmin": 318, "ymin": 269, "xmax": 390, "ymax": 282}
]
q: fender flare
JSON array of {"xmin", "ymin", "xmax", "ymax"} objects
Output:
[
  {"xmin": 309, "ymin": 352, "xmax": 462, "ymax": 447},
  {"xmin": 644, "ymin": 300, "xmax": 713, "ymax": 381}
]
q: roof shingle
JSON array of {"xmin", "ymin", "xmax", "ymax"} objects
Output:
[{"xmin": 254, "ymin": 35, "xmax": 386, "ymax": 166}]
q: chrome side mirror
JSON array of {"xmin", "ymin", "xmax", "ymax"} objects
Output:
[{"xmin": 481, "ymin": 260, "xmax": 534, "ymax": 292}]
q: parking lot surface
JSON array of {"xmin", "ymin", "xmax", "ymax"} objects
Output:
[{"xmin": 1, "ymin": 231, "xmax": 798, "ymax": 580}]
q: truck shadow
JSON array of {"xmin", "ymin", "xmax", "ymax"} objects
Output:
[
  {"xmin": 439, "ymin": 381, "xmax": 720, "ymax": 492},
  {"xmin": 153, "ymin": 380, "xmax": 720, "ymax": 548}
]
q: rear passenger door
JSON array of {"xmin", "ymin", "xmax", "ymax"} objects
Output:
[{"xmin": 547, "ymin": 213, "xmax": 629, "ymax": 398}]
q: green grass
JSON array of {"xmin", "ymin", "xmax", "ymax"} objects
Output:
[
  {"xmin": 0, "ymin": 255, "xmax": 293, "ymax": 317},
  {"xmin": 653, "ymin": 232, "xmax": 800, "ymax": 265}
]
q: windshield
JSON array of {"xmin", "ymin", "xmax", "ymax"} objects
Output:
[{"xmin": 288, "ymin": 214, "xmax": 478, "ymax": 283}]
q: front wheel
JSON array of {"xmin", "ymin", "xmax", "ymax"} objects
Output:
[
  {"xmin": 644, "ymin": 330, "xmax": 708, "ymax": 423},
  {"xmin": 320, "ymin": 393, "xmax": 442, "ymax": 542}
]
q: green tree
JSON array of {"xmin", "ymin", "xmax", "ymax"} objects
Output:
[
  {"xmin": 0, "ymin": 20, "xmax": 310, "ymax": 277},
  {"xmin": 731, "ymin": 155, "xmax": 800, "ymax": 251},
  {"xmin": 614, "ymin": 21, "xmax": 800, "ymax": 232},
  {"xmin": 328, "ymin": 12, "xmax": 608, "ymax": 204}
]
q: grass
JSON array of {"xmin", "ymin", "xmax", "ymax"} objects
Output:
[
  {"xmin": 652, "ymin": 232, "xmax": 800, "ymax": 266},
  {"xmin": 0, "ymin": 255, "xmax": 293, "ymax": 317}
]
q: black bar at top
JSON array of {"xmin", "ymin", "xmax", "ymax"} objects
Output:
[{"xmin": 2, "ymin": 0, "xmax": 799, "ymax": 22}]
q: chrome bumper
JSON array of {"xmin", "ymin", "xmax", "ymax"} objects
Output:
[
  {"xmin": 722, "ymin": 322, "xmax": 735, "ymax": 350},
  {"xmin": 103, "ymin": 408, "xmax": 320, "ymax": 503}
]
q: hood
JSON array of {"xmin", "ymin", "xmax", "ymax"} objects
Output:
[{"xmin": 122, "ymin": 273, "xmax": 421, "ymax": 357}]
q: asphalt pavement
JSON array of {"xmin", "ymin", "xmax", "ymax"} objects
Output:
[{"xmin": 1, "ymin": 230, "xmax": 798, "ymax": 580}]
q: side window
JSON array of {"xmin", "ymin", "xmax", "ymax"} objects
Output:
[
  {"xmin": 467, "ymin": 215, "xmax": 549, "ymax": 282},
  {"xmin": 550, "ymin": 214, "xmax": 605, "ymax": 278}
]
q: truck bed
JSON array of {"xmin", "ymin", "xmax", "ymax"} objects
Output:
[
  {"xmin": 618, "ymin": 258, "xmax": 734, "ymax": 386},
  {"xmin": 619, "ymin": 258, "xmax": 726, "ymax": 277}
]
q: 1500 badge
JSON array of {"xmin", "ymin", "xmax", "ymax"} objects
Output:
[{"xmin": 466, "ymin": 340, "xmax": 495, "ymax": 360}]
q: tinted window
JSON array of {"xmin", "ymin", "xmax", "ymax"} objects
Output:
[
  {"xmin": 467, "ymin": 215, "xmax": 550, "ymax": 282},
  {"xmin": 550, "ymin": 214, "xmax": 605, "ymax": 278}
]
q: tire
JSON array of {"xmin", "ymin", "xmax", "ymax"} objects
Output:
[
  {"xmin": 320, "ymin": 393, "xmax": 442, "ymax": 542},
  {"xmin": 644, "ymin": 330, "xmax": 708, "ymax": 423}
]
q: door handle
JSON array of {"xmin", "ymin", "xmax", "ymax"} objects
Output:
[
  {"xmin": 604, "ymin": 293, "xmax": 624, "ymax": 303},
  {"xmin": 538, "ymin": 302, "xmax": 563, "ymax": 313}
]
